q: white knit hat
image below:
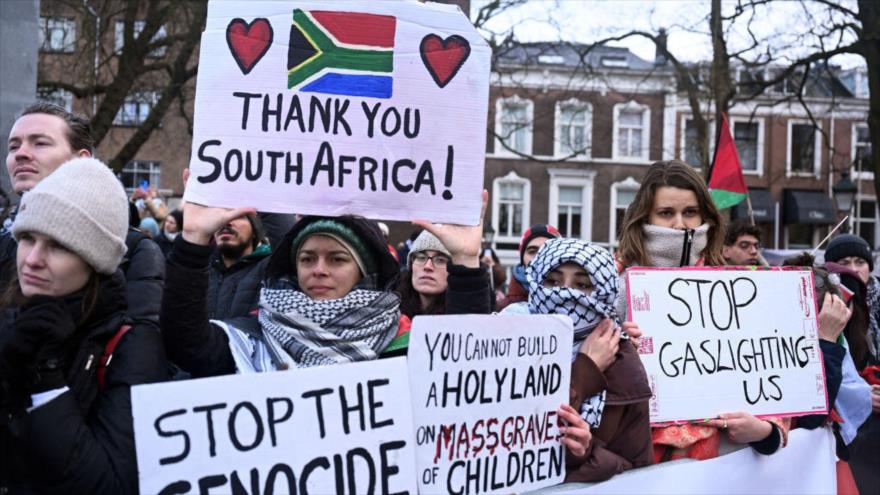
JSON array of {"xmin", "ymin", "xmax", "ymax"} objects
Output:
[
  {"xmin": 407, "ymin": 230, "xmax": 451, "ymax": 269},
  {"xmin": 13, "ymin": 157, "xmax": 129, "ymax": 274}
]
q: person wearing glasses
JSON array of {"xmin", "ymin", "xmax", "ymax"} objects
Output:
[
  {"xmin": 397, "ymin": 230, "xmax": 491, "ymax": 320},
  {"xmin": 722, "ymin": 221, "xmax": 763, "ymax": 266}
]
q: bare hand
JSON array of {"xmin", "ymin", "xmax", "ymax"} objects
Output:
[
  {"xmin": 706, "ymin": 412, "xmax": 773, "ymax": 444},
  {"xmin": 872, "ymin": 385, "xmax": 880, "ymax": 414},
  {"xmin": 579, "ymin": 319, "xmax": 620, "ymax": 372},
  {"xmin": 130, "ymin": 188, "xmax": 147, "ymax": 200},
  {"xmin": 818, "ymin": 293, "xmax": 851, "ymax": 342},
  {"xmin": 182, "ymin": 202, "xmax": 256, "ymax": 245},
  {"xmin": 621, "ymin": 321, "xmax": 643, "ymax": 339},
  {"xmin": 557, "ymin": 403, "xmax": 591, "ymax": 459},
  {"xmin": 412, "ymin": 189, "xmax": 488, "ymax": 268}
]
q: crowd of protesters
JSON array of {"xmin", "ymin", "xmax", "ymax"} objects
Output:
[{"xmin": 1, "ymin": 103, "xmax": 878, "ymax": 493}]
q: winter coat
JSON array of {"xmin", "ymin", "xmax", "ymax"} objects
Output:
[
  {"xmin": 0, "ymin": 230, "xmax": 15, "ymax": 291},
  {"xmin": 121, "ymin": 228, "xmax": 165, "ymax": 325},
  {"xmin": 161, "ymin": 217, "xmax": 491, "ymax": 377},
  {"xmin": 0, "ymin": 271, "xmax": 170, "ymax": 494},
  {"xmin": 564, "ymin": 340, "xmax": 654, "ymax": 482},
  {"xmin": 206, "ymin": 244, "xmax": 271, "ymax": 320}
]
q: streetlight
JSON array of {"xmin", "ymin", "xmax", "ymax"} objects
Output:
[{"xmin": 832, "ymin": 170, "xmax": 857, "ymax": 233}]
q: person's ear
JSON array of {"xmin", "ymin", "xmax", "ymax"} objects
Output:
[{"xmin": 76, "ymin": 149, "xmax": 92, "ymax": 158}]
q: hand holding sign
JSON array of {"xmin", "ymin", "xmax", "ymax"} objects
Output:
[
  {"xmin": 817, "ymin": 293, "xmax": 851, "ymax": 342},
  {"xmin": 557, "ymin": 403, "xmax": 592, "ymax": 458},
  {"xmin": 412, "ymin": 189, "xmax": 488, "ymax": 268},
  {"xmin": 706, "ymin": 412, "xmax": 774, "ymax": 444}
]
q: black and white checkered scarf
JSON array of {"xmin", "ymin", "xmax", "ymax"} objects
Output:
[
  {"xmin": 258, "ymin": 288, "xmax": 400, "ymax": 368},
  {"xmin": 527, "ymin": 237, "xmax": 625, "ymax": 428}
]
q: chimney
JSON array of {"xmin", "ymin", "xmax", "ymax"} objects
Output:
[{"xmin": 654, "ymin": 28, "xmax": 668, "ymax": 66}]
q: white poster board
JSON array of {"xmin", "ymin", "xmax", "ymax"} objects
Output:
[
  {"xmin": 566, "ymin": 428, "xmax": 837, "ymax": 495},
  {"xmin": 132, "ymin": 358, "xmax": 417, "ymax": 494},
  {"xmin": 407, "ymin": 315, "xmax": 573, "ymax": 494},
  {"xmin": 184, "ymin": 0, "xmax": 490, "ymax": 224},
  {"xmin": 625, "ymin": 267, "xmax": 828, "ymax": 424}
]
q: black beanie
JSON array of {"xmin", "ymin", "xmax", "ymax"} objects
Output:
[{"xmin": 824, "ymin": 234, "xmax": 873, "ymax": 272}]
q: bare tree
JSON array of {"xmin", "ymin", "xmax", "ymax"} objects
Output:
[{"xmin": 38, "ymin": 0, "xmax": 207, "ymax": 172}]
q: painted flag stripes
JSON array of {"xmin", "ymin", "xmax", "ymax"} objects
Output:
[{"xmin": 287, "ymin": 9, "xmax": 396, "ymax": 99}]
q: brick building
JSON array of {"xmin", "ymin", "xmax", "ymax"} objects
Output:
[{"xmin": 24, "ymin": 2, "xmax": 874, "ymax": 263}]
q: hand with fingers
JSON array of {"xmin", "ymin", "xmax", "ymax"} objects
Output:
[
  {"xmin": 817, "ymin": 292, "xmax": 851, "ymax": 342},
  {"xmin": 706, "ymin": 411, "xmax": 773, "ymax": 444},
  {"xmin": 557, "ymin": 403, "xmax": 592, "ymax": 459},
  {"xmin": 578, "ymin": 319, "xmax": 621, "ymax": 372},
  {"xmin": 621, "ymin": 321, "xmax": 643, "ymax": 339},
  {"xmin": 411, "ymin": 189, "xmax": 489, "ymax": 268},
  {"xmin": 182, "ymin": 202, "xmax": 257, "ymax": 246}
]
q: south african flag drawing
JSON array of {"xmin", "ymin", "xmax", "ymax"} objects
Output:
[{"xmin": 287, "ymin": 9, "xmax": 396, "ymax": 99}]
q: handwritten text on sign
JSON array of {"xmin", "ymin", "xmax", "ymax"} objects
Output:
[
  {"xmin": 132, "ymin": 358, "xmax": 417, "ymax": 494},
  {"xmin": 407, "ymin": 315, "xmax": 573, "ymax": 495},
  {"xmin": 184, "ymin": 0, "xmax": 490, "ymax": 224},
  {"xmin": 625, "ymin": 268, "xmax": 827, "ymax": 424}
]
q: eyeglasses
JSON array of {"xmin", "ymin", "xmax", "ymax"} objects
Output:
[{"xmin": 412, "ymin": 253, "xmax": 450, "ymax": 267}]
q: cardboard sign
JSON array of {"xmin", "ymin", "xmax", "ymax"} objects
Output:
[
  {"xmin": 407, "ymin": 315, "xmax": 573, "ymax": 494},
  {"xmin": 625, "ymin": 268, "xmax": 828, "ymax": 424},
  {"xmin": 132, "ymin": 358, "xmax": 417, "ymax": 494},
  {"xmin": 570, "ymin": 428, "xmax": 836, "ymax": 495},
  {"xmin": 184, "ymin": 0, "xmax": 490, "ymax": 224}
]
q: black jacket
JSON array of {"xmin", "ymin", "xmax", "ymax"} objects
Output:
[
  {"xmin": 161, "ymin": 217, "xmax": 491, "ymax": 378},
  {"xmin": 206, "ymin": 245, "xmax": 271, "ymax": 320},
  {"xmin": 0, "ymin": 272, "xmax": 170, "ymax": 494},
  {"xmin": 121, "ymin": 229, "xmax": 166, "ymax": 325},
  {"xmin": 0, "ymin": 230, "xmax": 15, "ymax": 291}
]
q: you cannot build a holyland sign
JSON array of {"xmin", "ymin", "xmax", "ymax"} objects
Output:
[{"xmin": 184, "ymin": 0, "xmax": 490, "ymax": 224}]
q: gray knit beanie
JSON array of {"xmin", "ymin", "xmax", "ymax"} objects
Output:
[
  {"xmin": 12, "ymin": 157, "xmax": 129, "ymax": 274},
  {"xmin": 407, "ymin": 230, "xmax": 451, "ymax": 269}
]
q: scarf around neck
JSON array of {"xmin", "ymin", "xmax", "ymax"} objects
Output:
[
  {"xmin": 258, "ymin": 287, "xmax": 400, "ymax": 368},
  {"xmin": 527, "ymin": 237, "xmax": 624, "ymax": 428},
  {"xmin": 642, "ymin": 223, "xmax": 710, "ymax": 267},
  {"xmin": 866, "ymin": 276, "xmax": 880, "ymax": 362}
]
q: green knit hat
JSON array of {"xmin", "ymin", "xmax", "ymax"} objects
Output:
[{"xmin": 290, "ymin": 219, "xmax": 377, "ymax": 276}]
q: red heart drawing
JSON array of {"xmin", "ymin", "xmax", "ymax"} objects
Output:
[
  {"xmin": 420, "ymin": 34, "xmax": 471, "ymax": 88},
  {"xmin": 226, "ymin": 18, "xmax": 273, "ymax": 75}
]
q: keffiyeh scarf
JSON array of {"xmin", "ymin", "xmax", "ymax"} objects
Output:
[
  {"xmin": 258, "ymin": 288, "xmax": 400, "ymax": 368},
  {"xmin": 867, "ymin": 277, "xmax": 880, "ymax": 363},
  {"xmin": 527, "ymin": 237, "xmax": 625, "ymax": 428}
]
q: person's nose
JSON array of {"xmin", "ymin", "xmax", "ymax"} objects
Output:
[
  {"xmin": 23, "ymin": 242, "xmax": 47, "ymax": 268},
  {"xmin": 671, "ymin": 214, "xmax": 687, "ymax": 230},
  {"xmin": 14, "ymin": 142, "xmax": 34, "ymax": 161},
  {"xmin": 312, "ymin": 257, "xmax": 330, "ymax": 276}
]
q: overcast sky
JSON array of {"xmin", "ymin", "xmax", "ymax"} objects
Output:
[{"xmin": 474, "ymin": 0, "xmax": 865, "ymax": 69}]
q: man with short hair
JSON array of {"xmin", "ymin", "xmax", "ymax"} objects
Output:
[
  {"xmin": 206, "ymin": 213, "xmax": 271, "ymax": 319},
  {"xmin": 723, "ymin": 221, "xmax": 763, "ymax": 266},
  {"xmin": 2, "ymin": 103, "xmax": 97, "ymax": 285},
  {"xmin": 2, "ymin": 102, "xmax": 165, "ymax": 324}
]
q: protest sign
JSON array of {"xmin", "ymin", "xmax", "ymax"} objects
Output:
[
  {"xmin": 184, "ymin": 0, "xmax": 490, "ymax": 224},
  {"xmin": 407, "ymin": 315, "xmax": 573, "ymax": 494},
  {"xmin": 132, "ymin": 358, "xmax": 417, "ymax": 494},
  {"xmin": 625, "ymin": 267, "xmax": 828, "ymax": 424},
  {"xmin": 561, "ymin": 427, "xmax": 837, "ymax": 495}
]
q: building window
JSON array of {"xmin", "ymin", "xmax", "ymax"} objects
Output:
[
  {"xmin": 495, "ymin": 97, "xmax": 533, "ymax": 156},
  {"xmin": 683, "ymin": 119, "xmax": 701, "ymax": 168},
  {"xmin": 788, "ymin": 121, "xmax": 820, "ymax": 176},
  {"xmin": 492, "ymin": 172, "xmax": 531, "ymax": 241},
  {"xmin": 733, "ymin": 120, "xmax": 761, "ymax": 173},
  {"xmin": 114, "ymin": 20, "xmax": 167, "ymax": 57},
  {"xmin": 548, "ymin": 168, "xmax": 595, "ymax": 240},
  {"xmin": 120, "ymin": 160, "xmax": 161, "ymax": 193},
  {"xmin": 852, "ymin": 124, "xmax": 872, "ymax": 178},
  {"xmin": 555, "ymin": 100, "xmax": 591, "ymax": 158},
  {"xmin": 114, "ymin": 92, "xmax": 160, "ymax": 126},
  {"xmin": 853, "ymin": 199, "xmax": 877, "ymax": 248},
  {"xmin": 786, "ymin": 224, "xmax": 816, "ymax": 250},
  {"xmin": 613, "ymin": 101, "xmax": 650, "ymax": 161},
  {"xmin": 39, "ymin": 17, "xmax": 76, "ymax": 53},
  {"xmin": 609, "ymin": 177, "xmax": 640, "ymax": 245},
  {"xmin": 36, "ymin": 86, "xmax": 73, "ymax": 112}
]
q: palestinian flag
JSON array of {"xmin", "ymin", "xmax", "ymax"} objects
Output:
[
  {"xmin": 708, "ymin": 113, "xmax": 748, "ymax": 209},
  {"xmin": 288, "ymin": 9, "xmax": 395, "ymax": 99}
]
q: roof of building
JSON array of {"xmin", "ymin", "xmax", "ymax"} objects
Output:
[{"xmin": 495, "ymin": 41, "xmax": 658, "ymax": 71}]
